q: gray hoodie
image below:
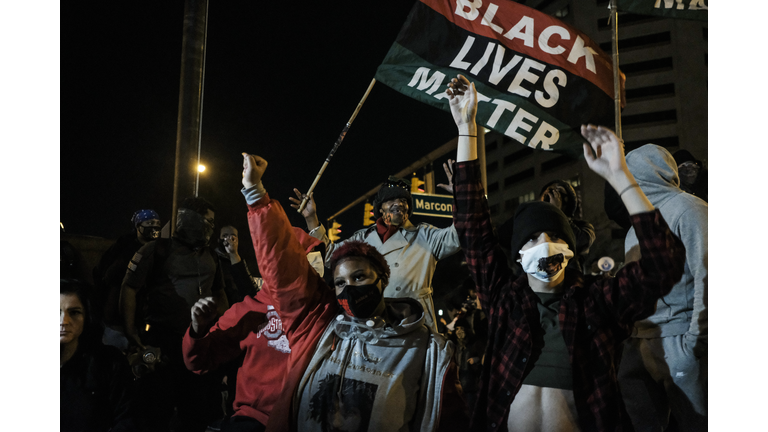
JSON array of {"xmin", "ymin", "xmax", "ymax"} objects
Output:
[
  {"xmin": 294, "ymin": 298, "xmax": 454, "ymax": 432},
  {"xmin": 624, "ymin": 145, "xmax": 707, "ymax": 349}
]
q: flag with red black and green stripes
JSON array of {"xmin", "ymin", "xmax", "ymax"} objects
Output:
[{"xmin": 375, "ymin": 0, "xmax": 625, "ymax": 154}]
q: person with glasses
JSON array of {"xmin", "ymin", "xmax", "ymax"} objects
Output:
[{"xmin": 290, "ymin": 175, "xmax": 461, "ymax": 333}]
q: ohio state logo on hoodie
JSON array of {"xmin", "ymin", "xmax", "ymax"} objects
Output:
[{"xmin": 256, "ymin": 305, "xmax": 291, "ymax": 354}]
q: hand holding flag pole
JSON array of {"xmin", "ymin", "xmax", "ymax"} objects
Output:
[{"xmin": 296, "ymin": 78, "xmax": 377, "ymax": 213}]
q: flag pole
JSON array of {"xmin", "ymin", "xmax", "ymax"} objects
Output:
[
  {"xmin": 296, "ymin": 77, "xmax": 377, "ymax": 213},
  {"xmin": 609, "ymin": 0, "xmax": 622, "ymax": 139}
]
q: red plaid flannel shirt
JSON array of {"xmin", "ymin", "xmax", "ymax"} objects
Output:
[{"xmin": 453, "ymin": 160, "xmax": 685, "ymax": 432}]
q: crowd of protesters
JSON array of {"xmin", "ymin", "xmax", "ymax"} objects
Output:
[{"xmin": 61, "ymin": 75, "xmax": 707, "ymax": 432}]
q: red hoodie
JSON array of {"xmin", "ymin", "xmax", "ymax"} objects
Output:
[{"xmin": 182, "ymin": 223, "xmax": 322, "ymax": 426}]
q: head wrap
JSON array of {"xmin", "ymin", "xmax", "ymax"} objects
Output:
[
  {"xmin": 131, "ymin": 209, "xmax": 160, "ymax": 227},
  {"xmin": 330, "ymin": 240, "xmax": 391, "ymax": 287}
]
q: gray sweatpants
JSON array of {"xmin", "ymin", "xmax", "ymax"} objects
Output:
[{"xmin": 618, "ymin": 334, "xmax": 707, "ymax": 431}]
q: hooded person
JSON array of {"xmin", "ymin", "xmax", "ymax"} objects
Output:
[
  {"xmin": 447, "ymin": 74, "xmax": 686, "ymax": 431},
  {"xmin": 119, "ymin": 197, "xmax": 229, "ymax": 432},
  {"xmin": 239, "ymin": 153, "xmax": 468, "ymax": 432},
  {"xmin": 290, "ymin": 176, "xmax": 462, "ymax": 333},
  {"xmin": 618, "ymin": 144, "xmax": 708, "ymax": 431},
  {"xmin": 672, "ymin": 149, "xmax": 708, "ymax": 202}
]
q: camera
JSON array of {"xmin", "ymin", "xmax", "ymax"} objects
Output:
[
  {"xmin": 460, "ymin": 295, "xmax": 477, "ymax": 314},
  {"xmin": 127, "ymin": 345, "xmax": 165, "ymax": 378}
]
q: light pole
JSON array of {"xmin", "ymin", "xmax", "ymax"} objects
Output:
[
  {"xmin": 195, "ymin": 164, "xmax": 206, "ymax": 197},
  {"xmin": 171, "ymin": 0, "xmax": 209, "ymax": 233}
]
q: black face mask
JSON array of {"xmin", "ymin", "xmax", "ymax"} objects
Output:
[
  {"xmin": 174, "ymin": 209, "xmax": 214, "ymax": 248},
  {"xmin": 138, "ymin": 225, "xmax": 160, "ymax": 241},
  {"xmin": 336, "ymin": 278, "xmax": 384, "ymax": 318}
]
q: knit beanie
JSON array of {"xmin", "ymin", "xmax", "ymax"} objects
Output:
[{"xmin": 503, "ymin": 201, "xmax": 576, "ymax": 261}]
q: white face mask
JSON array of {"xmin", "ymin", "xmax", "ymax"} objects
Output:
[
  {"xmin": 307, "ymin": 251, "xmax": 325, "ymax": 278},
  {"xmin": 518, "ymin": 242, "xmax": 574, "ymax": 282}
]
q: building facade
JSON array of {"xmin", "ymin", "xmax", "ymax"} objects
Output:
[{"xmin": 483, "ymin": 0, "xmax": 708, "ymax": 270}]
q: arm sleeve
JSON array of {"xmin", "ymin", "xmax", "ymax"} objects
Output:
[
  {"xmin": 677, "ymin": 204, "xmax": 708, "ymax": 342},
  {"xmin": 415, "ymin": 336, "xmax": 470, "ymax": 432},
  {"xmin": 211, "ymin": 256, "xmax": 226, "ymax": 294},
  {"xmin": 121, "ymin": 241, "xmax": 158, "ymax": 291},
  {"xmin": 592, "ymin": 210, "xmax": 686, "ymax": 327},
  {"xmin": 182, "ymin": 301, "xmax": 262, "ymax": 373},
  {"xmin": 230, "ymin": 260, "xmax": 259, "ymax": 299},
  {"xmin": 451, "ymin": 160, "xmax": 515, "ymax": 310},
  {"xmin": 420, "ymin": 224, "xmax": 462, "ymax": 261},
  {"xmin": 246, "ymin": 194, "xmax": 334, "ymax": 332}
]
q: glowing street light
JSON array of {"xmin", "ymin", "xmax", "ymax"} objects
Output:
[{"xmin": 195, "ymin": 164, "xmax": 206, "ymax": 197}]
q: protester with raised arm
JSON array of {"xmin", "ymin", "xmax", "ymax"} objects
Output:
[
  {"xmin": 447, "ymin": 74, "xmax": 686, "ymax": 432},
  {"xmin": 182, "ymin": 224, "xmax": 329, "ymax": 431},
  {"xmin": 618, "ymin": 144, "xmax": 708, "ymax": 431},
  {"xmin": 289, "ymin": 177, "xmax": 461, "ymax": 333},
  {"xmin": 240, "ymin": 153, "xmax": 468, "ymax": 432}
]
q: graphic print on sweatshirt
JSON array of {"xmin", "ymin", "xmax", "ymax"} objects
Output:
[
  {"xmin": 256, "ymin": 305, "xmax": 291, "ymax": 353},
  {"xmin": 307, "ymin": 373, "xmax": 378, "ymax": 432}
]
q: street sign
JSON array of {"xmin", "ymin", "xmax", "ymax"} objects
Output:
[{"xmin": 412, "ymin": 192, "xmax": 453, "ymax": 218}]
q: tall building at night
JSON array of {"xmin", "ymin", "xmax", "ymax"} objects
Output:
[{"xmin": 482, "ymin": 0, "xmax": 707, "ymax": 269}]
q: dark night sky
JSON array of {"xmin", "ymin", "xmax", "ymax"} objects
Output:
[{"xmin": 61, "ymin": 2, "xmax": 459, "ymax": 243}]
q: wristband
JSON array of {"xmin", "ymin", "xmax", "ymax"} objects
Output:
[{"xmin": 619, "ymin": 183, "xmax": 641, "ymax": 197}]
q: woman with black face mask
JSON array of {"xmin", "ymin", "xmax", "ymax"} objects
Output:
[{"xmin": 229, "ymin": 153, "xmax": 469, "ymax": 432}]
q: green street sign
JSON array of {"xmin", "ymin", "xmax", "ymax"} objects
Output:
[{"xmin": 412, "ymin": 192, "xmax": 453, "ymax": 218}]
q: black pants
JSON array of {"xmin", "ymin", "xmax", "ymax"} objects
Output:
[
  {"xmin": 135, "ymin": 325, "xmax": 222, "ymax": 432},
  {"xmin": 221, "ymin": 416, "xmax": 266, "ymax": 432}
]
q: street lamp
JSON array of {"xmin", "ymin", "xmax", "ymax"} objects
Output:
[{"xmin": 195, "ymin": 164, "xmax": 206, "ymax": 197}]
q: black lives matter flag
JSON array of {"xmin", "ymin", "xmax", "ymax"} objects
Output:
[
  {"xmin": 375, "ymin": 0, "xmax": 624, "ymax": 154},
  {"xmin": 617, "ymin": 0, "xmax": 707, "ymax": 21}
]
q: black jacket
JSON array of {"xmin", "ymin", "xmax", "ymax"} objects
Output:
[{"xmin": 60, "ymin": 343, "xmax": 138, "ymax": 432}]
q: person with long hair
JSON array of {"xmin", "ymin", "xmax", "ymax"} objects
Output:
[{"xmin": 60, "ymin": 279, "xmax": 138, "ymax": 431}]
